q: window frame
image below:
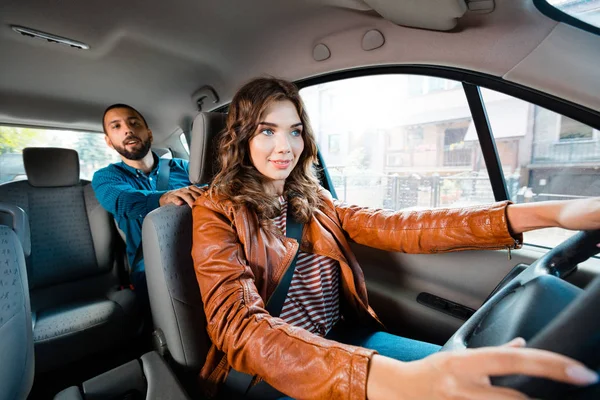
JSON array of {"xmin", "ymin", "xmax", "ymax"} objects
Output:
[
  {"xmin": 533, "ymin": 0, "xmax": 600, "ymax": 37},
  {"xmin": 179, "ymin": 132, "xmax": 190, "ymax": 154},
  {"xmin": 295, "ymin": 65, "xmax": 600, "ymax": 204}
]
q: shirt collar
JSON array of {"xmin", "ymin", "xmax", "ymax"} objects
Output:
[{"xmin": 118, "ymin": 151, "xmax": 160, "ymax": 176}]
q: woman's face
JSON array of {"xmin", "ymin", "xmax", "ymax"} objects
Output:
[{"xmin": 249, "ymin": 100, "xmax": 304, "ymax": 195}]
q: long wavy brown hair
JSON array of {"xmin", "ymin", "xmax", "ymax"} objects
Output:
[{"xmin": 210, "ymin": 77, "xmax": 322, "ymax": 224}]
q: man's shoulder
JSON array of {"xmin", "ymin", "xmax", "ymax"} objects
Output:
[
  {"xmin": 92, "ymin": 162, "xmax": 128, "ymax": 183},
  {"xmin": 94, "ymin": 162, "xmax": 121, "ymax": 173},
  {"xmin": 170, "ymin": 157, "xmax": 189, "ymax": 168}
]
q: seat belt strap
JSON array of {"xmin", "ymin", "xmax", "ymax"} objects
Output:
[
  {"xmin": 265, "ymin": 201, "xmax": 303, "ymax": 317},
  {"xmin": 224, "ymin": 200, "xmax": 304, "ymax": 396},
  {"xmin": 156, "ymin": 158, "xmax": 171, "ymax": 191}
]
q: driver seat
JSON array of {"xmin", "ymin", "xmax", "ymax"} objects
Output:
[{"xmin": 142, "ymin": 112, "xmax": 225, "ymax": 393}]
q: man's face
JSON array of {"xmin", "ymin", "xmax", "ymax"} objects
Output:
[{"xmin": 103, "ymin": 107, "xmax": 152, "ymax": 160}]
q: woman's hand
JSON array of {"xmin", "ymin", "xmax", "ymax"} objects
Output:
[
  {"xmin": 366, "ymin": 338, "xmax": 598, "ymax": 400},
  {"xmin": 506, "ymin": 197, "xmax": 600, "ymax": 235}
]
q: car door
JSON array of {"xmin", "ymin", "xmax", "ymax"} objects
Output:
[{"xmin": 299, "ymin": 70, "xmax": 600, "ymax": 345}]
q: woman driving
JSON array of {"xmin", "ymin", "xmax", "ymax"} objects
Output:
[{"xmin": 191, "ymin": 77, "xmax": 599, "ymax": 399}]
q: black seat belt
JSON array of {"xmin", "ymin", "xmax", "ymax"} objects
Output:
[
  {"xmin": 130, "ymin": 158, "xmax": 171, "ymax": 273},
  {"xmin": 264, "ymin": 201, "xmax": 303, "ymax": 317},
  {"xmin": 225, "ymin": 200, "xmax": 303, "ymax": 397}
]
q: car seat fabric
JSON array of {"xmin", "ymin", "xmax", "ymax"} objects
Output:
[
  {"xmin": 142, "ymin": 112, "xmax": 225, "ymax": 375},
  {"xmin": 0, "ymin": 204, "xmax": 34, "ymax": 400},
  {"xmin": 0, "ymin": 147, "xmax": 142, "ymax": 372}
]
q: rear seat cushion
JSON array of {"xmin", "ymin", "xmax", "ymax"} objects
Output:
[{"xmin": 33, "ymin": 289, "xmax": 140, "ymax": 369}]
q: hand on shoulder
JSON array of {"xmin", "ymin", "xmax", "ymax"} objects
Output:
[{"xmin": 159, "ymin": 185, "xmax": 205, "ymax": 207}]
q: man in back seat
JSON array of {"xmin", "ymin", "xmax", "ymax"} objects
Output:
[{"xmin": 92, "ymin": 104, "xmax": 202, "ymax": 299}]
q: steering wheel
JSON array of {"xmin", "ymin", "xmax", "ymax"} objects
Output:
[{"xmin": 441, "ymin": 230, "xmax": 600, "ymax": 399}]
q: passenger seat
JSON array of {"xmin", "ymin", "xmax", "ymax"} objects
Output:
[{"xmin": 0, "ymin": 147, "xmax": 142, "ymax": 372}]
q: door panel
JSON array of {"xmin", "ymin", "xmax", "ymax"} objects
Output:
[{"xmin": 353, "ymin": 243, "xmax": 600, "ymax": 345}]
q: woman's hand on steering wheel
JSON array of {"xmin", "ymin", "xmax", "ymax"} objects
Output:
[{"xmin": 366, "ymin": 338, "xmax": 598, "ymax": 400}]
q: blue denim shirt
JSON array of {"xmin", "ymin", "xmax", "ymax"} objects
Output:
[{"xmin": 92, "ymin": 152, "xmax": 191, "ymax": 277}]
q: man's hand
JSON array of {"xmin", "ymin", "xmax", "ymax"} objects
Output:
[{"xmin": 159, "ymin": 185, "xmax": 204, "ymax": 207}]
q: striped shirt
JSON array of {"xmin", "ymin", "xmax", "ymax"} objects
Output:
[{"xmin": 275, "ymin": 197, "xmax": 340, "ymax": 337}]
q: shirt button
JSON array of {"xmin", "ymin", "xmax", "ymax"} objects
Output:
[{"xmin": 149, "ymin": 177, "xmax": 153, "ymax": 181}]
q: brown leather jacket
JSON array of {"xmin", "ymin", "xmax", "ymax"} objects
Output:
[{"xmin": 191, "ymin": 188, "xmax": 521, "ymax": 399}]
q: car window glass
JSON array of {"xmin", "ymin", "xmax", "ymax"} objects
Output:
[
  {"xmin": 300, "ymin": 75, "xmax": 494, "ymax": 211},
  {"xmin": 480, "ymin": 87, "xmax": 600, "ymax": 248},
  {"xmin": 180, "ymin": 132, "xmax": 190, "ymax": 154},
  {"xmin": 0, "ymin": 125, "xmax": 120, "ymax": 183},
  {"xmin": 545, "ymin": 0, "xmax": 600, "ymax": 29}
]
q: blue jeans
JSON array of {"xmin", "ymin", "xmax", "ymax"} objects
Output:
[
  {"xmin": 326, "ymin": 321, "xmax": 441, "ymax": 362},
  {"xmin": 250, "ymin": 321, "xmax": 441, "ymax": 399}
]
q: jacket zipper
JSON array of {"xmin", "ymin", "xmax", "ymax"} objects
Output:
[{"xmin": 507, "ymin": 238, "xmax": 520, "ymax": 260}]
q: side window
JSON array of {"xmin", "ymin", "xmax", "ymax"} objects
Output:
[
  {"xmin": 179, "ymin": 132, "xmax": 190, "ymax": 154},
  {"xmin": 480, "ymin": 88, "xmax": 600, "ymax": 248},
  {"xmin": 300, "ymin": 75, "xmax": 494, "ymax": 211},
  {"xmin": 0, "ymin": 125, "xmax": 120, "ymax": 183}
]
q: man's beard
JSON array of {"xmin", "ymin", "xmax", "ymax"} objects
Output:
[{"xmin": 113, "ymin": 137, "xmax": 152, "ymax": 161}]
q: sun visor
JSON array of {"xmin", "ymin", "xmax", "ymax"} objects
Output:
[{"xmin": 363, "ymin": 0, "xmax": 468, "ymax": 31}]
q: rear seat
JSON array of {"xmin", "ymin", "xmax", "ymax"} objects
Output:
[{"xmin": 0, "ymin": 147, "xmax": 142, "ymax": 372}]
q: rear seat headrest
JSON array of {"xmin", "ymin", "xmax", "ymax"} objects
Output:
[
  {"xmin": 188, "ymin": 112, "xmax": 226, "ymax": 185},
  {"xmin": 23, "ymin": 147, "xmax": 80, "ymax": 187},
  {"xmin": 0, "ymin": 203, "xmax": 31, "ymax": 257}
]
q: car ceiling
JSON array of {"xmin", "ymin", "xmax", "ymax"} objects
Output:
[{"xmin": 0, "ymin": 0, "xmax": 599, "ymax": 142}]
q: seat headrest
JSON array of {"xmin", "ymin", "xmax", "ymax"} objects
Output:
[
  {"xmin": 188, "ymin": 112, "xmax": 226, "ymax": 185},
  {"xmin": 23, "ymin": 147, "xmax": 80, "ymax": 187}
]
